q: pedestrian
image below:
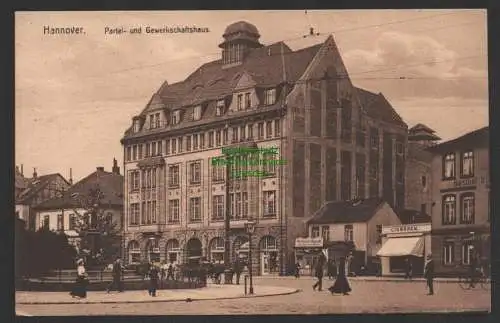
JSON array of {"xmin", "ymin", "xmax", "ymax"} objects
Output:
[
  {"xmin": 328, "ymin": 256, "xmax": 351, "ymax": 295},
  {"xmin": 404, "ymin": 257, "xmax": 413, "ymax": 280},
  {"xmin": 424, "ymin": 254, "xmax": 434, "ymax": 295},
  {"xmin": 148, "ymin": 262, "xmax": 159, "ymax": 297},
  {"xmin": 160, "ymin": 262, "xmax": 166, "ymax": 282},
  {"xmin": 107, "ymin": 258, "xmax": 124, "ymax": 293},
  {"xmin": 295, "ymin": 262, "xmax": 301, "ymax": 278},
  {"xmin": 166, "ymin": 262, "xmax": 175, "ymax": 281},
  {"xmin": 70, "ymin": 258, "xmax": 88, "ymax": 299},
  {"xmin": 312, "ymin": 253, "xmax": 326, "ymax": 291},
  {"xmin": 233, "ymin": 258, "xmax": 244, "ymax": 285}
]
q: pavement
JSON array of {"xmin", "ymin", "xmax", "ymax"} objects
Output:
[
  {"xmin": 253, "ymin": 275, "xmax": 465, "ymax": 283},
  {"xmin": 16, "ymin": 284, "xmax": 299, "ymax": 305}
]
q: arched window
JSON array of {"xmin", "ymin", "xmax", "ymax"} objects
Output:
[
  {"xmin": 209, "ymin": 237, "xmax": 225, "ymax": 263},
  {"xmin": 128, "ymin": 240, "xmax": 140, "ymax": 264},
  {"xmin": 166, "ymin": 239, "xmax": 180, "ymax": 264}
]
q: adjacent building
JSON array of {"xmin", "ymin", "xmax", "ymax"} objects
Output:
[
  {"xmin": 33, "ymin": 160, "xmax": 124, "ymax": 250},
  {"xmin": 15, "ymin": 167, "xmax": 71, "ymax": 230},
  {"xmin": 299, "ymin": 198, "xmax": 401, "ymax": 274},
  {"xmin": 427, "ymin": 126, "xmax": 490, "ymax": 276},
  {"xmin": 120, "ymin": 21, "xmax": 408, "ymax": 274}
]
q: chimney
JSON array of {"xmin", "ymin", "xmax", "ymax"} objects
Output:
[
  {"xmin": 112, "ymin": 158, "xmax": 120, "ymax": 175},
  {"xmin": 33, "ymin": 167, "xmax": 38, "ymax": 179},
  {"xmin": 96, "ymin": 167, "xmax": 104, "ymax": 172},
  {"xmin": 21, "ymin": 164, "xmax": 24, "ymax": 176},
  {"xmin": 69, "ymin": 168, "xmax": 73, "ymax": 185}
]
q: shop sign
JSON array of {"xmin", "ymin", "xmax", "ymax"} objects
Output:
[
  {"xmin": 382, "ymin": 223, "xmax": 431, "ymax": 234},
  {"xmin": 454, "ymin": 177, "xmax": 476, "ymax": 188},
  {"xmin": 295, "ymin": 237, "xmax": 323, "ymax": 248}
]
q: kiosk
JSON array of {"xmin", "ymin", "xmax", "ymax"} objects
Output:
[{"xmin": 376, "ymin": 223, "xmax": 432, "ymax": 277}]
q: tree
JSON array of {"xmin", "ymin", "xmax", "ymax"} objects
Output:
[{"xmin": 69, "ymin": 186, "xmax": 121, "ymax": 268}]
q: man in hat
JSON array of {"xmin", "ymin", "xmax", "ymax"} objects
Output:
[
  {"xmin": 107, "ymin": 258, "xmax": 124, "ymax": 293},
  {"xmin": 423, "ymin": 254, "xmax": 434, "ymax": 295}
]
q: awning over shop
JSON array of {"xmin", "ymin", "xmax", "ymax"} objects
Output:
[{"xmin": 376, "ymin": 236, "xmax": 424, "ymax": 257}]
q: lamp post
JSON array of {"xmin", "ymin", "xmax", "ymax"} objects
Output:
[{"xmin": 245, "ymin": 220, "xmax": 256, "ymax": 295}]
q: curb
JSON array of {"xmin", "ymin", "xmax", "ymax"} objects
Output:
[
  {"xmin": 254, "ymin": 276, "xmax": 464, "ymax": 283},
  {"xmin": 16, "ymin": 288, "xmax": 301, "ymax": 305}
]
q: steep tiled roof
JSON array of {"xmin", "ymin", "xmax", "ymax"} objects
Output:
[
  {"xmin": 307, "ymin": 198, "xmax": 385, "ymax": 225},
  {"xmin": 33, "ymin": 169, "xmax": 123, "ymax": 210},
  {"xmin": 16, "ymin": 173, "xmax": 69, "ymax": 204},
  {"xmin": 427, "ymin": 126, "xmax": 489, "ymax": 152},
  {"xmin": 355, "ymin": 87, "xmax": 407, "ymax": 127},
  {"xmin": 409, "ymin": 123, "xmax": 437, "ymax": 133}
]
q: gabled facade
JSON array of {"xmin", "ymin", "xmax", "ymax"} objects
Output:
[
  {"xmin": 427, "ymin": 126, "xmax": 490, "ymax": 276},
  {"xmin": 120, "ymin": 21, "xmax": 408, "ymax": 275},
  {"xmin": 15, "ymin": 168, "xmax": 71, "ymax": 230},
  {"xmin": 33, "ymin": 160, "xmax": 124, "ymax": 249}
]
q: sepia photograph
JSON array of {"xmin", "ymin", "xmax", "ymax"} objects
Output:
[{"xmin": 14, "ymin": 9, "xmax": 490, "ymax": 316}]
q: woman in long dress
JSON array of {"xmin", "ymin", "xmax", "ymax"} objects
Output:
[
  {"xmin": 70, "ymin": 259, "xmax": 88, "ymax": 299},
  {"xmin": 328, "ymin": 256, "xmax": 351, "ymax": 295}
]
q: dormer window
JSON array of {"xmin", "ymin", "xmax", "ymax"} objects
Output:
[
  {"xmin": 149, "ymin": 113, "xmax": 161, "ymax": 129},
  {"xmin": 193, "ymin": 106, "xmax": 202, "ymax": 121},
  {"xmin": 133, "ymin": 119, "xmax": 140, "ymax": 133},
  {"xmin": 172, "ymin": 110, "xmax": 181, "ymax": 125},
  {"xmin": 155, "ymin": 113, "xmax": 160, "ymax": 128},
  {"xmin": 264, "ymin": 89, "xmax": 276, "ymax": 105},
  {"xmin": 245, "ymin": 93, "xmax": 251, "ymax": 108},
  {"xmin": 237, "ymin": 94, "xmax": 243, "ymax": 111},
  {"xmin": 216, "ymin": 100, "xmax": 225, "ymax": 116}
]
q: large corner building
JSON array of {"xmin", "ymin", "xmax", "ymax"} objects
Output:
[{"xmin": 121, "ymin": 21, "xmax": 408, "ymax": 275}]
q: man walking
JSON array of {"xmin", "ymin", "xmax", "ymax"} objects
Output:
[
  {"xmin": 312, "ymin": 253, "xmax": 326, "ymax": 291},
  {"xmin": 166, "ymin": 262, "xmax": 175, "ymax": 281},
  {"xmin": 423, "ymin": 254, "xmax": 434, "ymax": 295},
  {"xmin": 107, "ymin": 258, "xmax": 124, "ymax": 293},
  {"xmin": 233, "ymin": 259, "xmax": 243, "ymax": 285}
]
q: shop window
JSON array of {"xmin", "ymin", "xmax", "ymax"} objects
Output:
[{"xmin": 344, "ymin": 224, "xmax": 353, "ymax": 242}]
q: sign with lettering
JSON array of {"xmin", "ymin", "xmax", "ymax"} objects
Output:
[
  {"xmin": 295, "ymin": 237, "xmax": 324, "ymax": 248},
  {"xmin": 382, "ymin": 223, "xmax": 431, "ymax": 235},
  {"xmin": 454, "ymin": 177, "xmax": 476, "ymax": 188}
]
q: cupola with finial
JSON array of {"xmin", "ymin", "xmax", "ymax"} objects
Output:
[{"xmin": 219, "ymin": 21, "xmax": 263, "ymax": 67}]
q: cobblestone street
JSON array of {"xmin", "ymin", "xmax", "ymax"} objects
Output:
[{"xmin": 16, "ymin": 277, "xmax": 491, "ymax": 315}]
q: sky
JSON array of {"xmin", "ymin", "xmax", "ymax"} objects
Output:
[{"xmin": 15, "ymin": 10, "xmax": 488, "ymax": 182}]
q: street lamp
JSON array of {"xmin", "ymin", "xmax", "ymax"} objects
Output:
[{"xmin": 245, "ymin": 219, "xmax": 256, "ymax": 295}]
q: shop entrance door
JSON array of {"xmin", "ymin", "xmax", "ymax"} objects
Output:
[{"xmin": 261, "ymin": 253, "xmax": 269, "ymax": 275}]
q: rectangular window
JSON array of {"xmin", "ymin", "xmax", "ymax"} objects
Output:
[
  {"xmin": 152, "ymin": 168, "xmax": 157, "ymax": 188},
  {"xmin": 151, "ymin": 201, "xmax": 157, "ymax": 224},
  {"xmin": 200, "ymin": 134, "xmax": 205, "ymax": 149},
  {"xmin": 442, "ymin": 195, "xmax": 456, "ymax": 225},
  {"xmin": 165, "ymin": 139, "xmax": 170, "ymax": 155},
  {"xmin": 193, "ymin": 134, "xmax": 199, "ymax": 150},
  {"xmin": 266, "ymin": 121, "xmax": 273, "ymax": 139},
  {"xmin": 422, "ymin": 175, "xmax": 427, "ymax": 188},
  {"xmin": 130, "ymin": 171, "xmax": 140, "ymax": 191},
  {"xmin": 216, "ymin": 130, "xmax": 222, "ymax": 147},
  {"xmin": 212, "ymin": 195, "xmax": 224, "ymax": 221},
  {"xmin": 264, "ymin": 88, "xmax": 276, "ymax": 105},
  {"xmin": 152, "ymin": 142, "xmax": 157, "ymax": 156},
  {"xmin": 237, "ymin": 94, "xmax": 243, "ymax": 111},
  {"xmin": 311, "ymin": 226, "xmax": 320, "ymax": 238},
  {"xmin": 212, "ymin": 161, "xmax": 225, "ymax": 182},
  {"xmin": 461, "ymin": 194, "xmax": 475, "ymax": 224},
  {"xmin": 172, "ymin": 110, "xmax": 180, "ymax": 124},
  {"xmin": 376, "ymin": 224, "xmax": 382, "ymax": 244},
  {"xmin": 171, "ymin": 138, "xmax": 177, "ymax": 154},
  {"xmin": 223, "ymin": 129, "xmax": 228, "ymax": 144},
  {"xmin": 232, "ymin": 127, "xmax": 238, "ymax": 143},
  {"xmin": 57, "ymin": 214, "xmax": 64, "ymax": 231},
  {"xmin": 155, "ymin": 113, "xmax": 160, "ymax": 128},
  {"xmin": 132, "ymin": 145, "xmax": 138, "ymax": 160},
  {"xmin": 68, "ymin": 214, "xmax": 76, "ymax": 230},
  {"xmin": 126, "ymin": 147, "xmax": 132, "ymax": 161},
  {"xmin": 263, "ymin": 153, "xmax": 276, "ymax": 176},
  {"xmin": 248, "ymin": 124, "xmax": 254, "ymax": 139},
  {"xmin": 149, "ymin": 115, "xmax": 154, "ymax": 129},
  {"xmin": 193, "ymin": 106, "xmax": 202, "ymax": 121},
  {"xmin": 321, "ymin": 226, "xmax": 329, "ymax": 242},
  {"xmin": 395, "ymin": 142, "xmax": 404, "ymax": 155},
  {"xmin": 189, "ymin": 162, "xmax": 201, "ymax": 184},
  {"xmin": 186, "ymin": 136, "xmax": 192, "ymax": 152},
  {"xmin": 420, "ymin": 203, "xmax": 427, "ymax": 215},
  {"xmin": 189, "ymin": 197, "xmax": 202, "ymax": 222},
  {"xmin": 462, "ymin": 241, "xmax": 474, "ymax": 265},
  {"xmin": 274, "ymin": 120, "xmax": 281, "ymax": 137},
  {"xmin": 461, "ymin": 151, "xmax": 474, "ymax": 177},
  {"xmin": 443, "ymin": 153, "xmax": 456, "ymax": 179},
  {"xmin": 258, "ymin": 123, "xmax": 264, "ymax": 139},
  {"xmin": 263, "ymin": 190, "xmax": 276, "ymax": 217},
  {"xmin": 178, "ymin": 137, "xmax": 183, "ymax": 153},
  {"xmin": 138, "ymin": 144, "xmax": 143, "ymax": 159},
  {"xmin": 240, "ymin": 125, "xmax": 246, "ymax": 141},
  {"xmin": 208, "ymin": 132, "xmax": 214, "ymax": 148},
  {"xmin": 370, "ymin": 128, "xmax": 379, "ymax": 149},
  {"xmin": 245, "ymin": 92, "xmax": 251, "ymax": 108},
  {"xmin": 168, "ymin": 165, "xmax": 180, "ymax": 187},
  {"xmin": 168, "ymin": 199, "xmax": 180, "ymax": 223},
  {"xmin": 42, "ymin": 215, "xmax": 49, "ymax": 229},
  {"xmin": 443, "ymin": 241, "xmax": 455, "ymax": 265},
  {"xmin": 344, "ymin": 224, "xmax": 353, "ymax": 242},
  {"xmin": 145, "ymin": 143, "xmax": 150, "ymax": 157},
  {"xmin": 235, "ymin": 192, "xmax": 241, "ymax": 219},
  {"xmin": 157, "ymin": 141, "xmax": 163, "ymax": 155},
  {"xmin": 130, "ymin": 204, "xmax": 140, "ymax": 225},
  {"xmin": 242, "ymin": 192, "xmax": 248, "ymax": 219}
]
